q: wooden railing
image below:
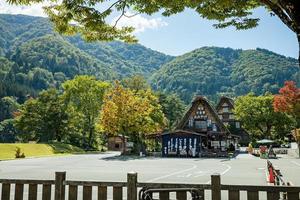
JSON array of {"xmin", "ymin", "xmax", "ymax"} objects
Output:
[
  {"xmin": 0, "ymin": 179, "xmax": 55, "ymax": 200},
  {"xmin": 1, "ymin": 172, "xmax": 300, "ymax": 200}
]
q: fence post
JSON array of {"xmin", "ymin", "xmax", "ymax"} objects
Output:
[
  {"xmin": 55, "ymin": 171, "xmax": 66, "ymax": 200},
  {"xmin": 127, "ymin": 172, "xmax": 138, "ymax": 200},
  {"xmin": 211, "ymin": 173, "xmax": 221, "ymax": 200}
]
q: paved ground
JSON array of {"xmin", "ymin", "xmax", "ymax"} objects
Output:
[
  {"xmin": 1, "ymin": 152, "xmax": 300, "ymax": 186},
  {"xmin": 1, "ymin": 152, "xmax": 300, "ymax": 199}
]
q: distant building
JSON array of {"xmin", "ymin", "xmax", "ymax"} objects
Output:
[
  {"xmin": 216, "ymin": 96, "xmax": 250, "ymax": 146},
  {"xmin": 162, "ymin": 96, "xmax": 239, "ymax": 157},
  {"xmin": 107, "ymin": 135, "xmax": 128, "ymax": 151}
]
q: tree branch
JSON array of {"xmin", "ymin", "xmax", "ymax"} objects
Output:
[
  {"xmin": 113, "ymin": 2, "xmax": 126, "ymax": 28},
  {"xmin": 260, "ymin": 0, "xmax": 297, "ymax": 32},
  {"xmin": 124, "ymin": 12, "xmax": 139, "ymax": 18}
]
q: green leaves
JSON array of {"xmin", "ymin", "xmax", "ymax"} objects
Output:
[
  {"xmin": 62, "ymin": 75, "xmax": 109, "ymax": 148},
  {"xmin": 5, "ymin": 0, "xmax": 299, "ymax": 54},
  {"xmin": 44, "ymin": 0, "xmax": 137, "ymax": 43},
  {"xmin": 234, "ymin": 93, "xmax": 294, "ymax": 140}
]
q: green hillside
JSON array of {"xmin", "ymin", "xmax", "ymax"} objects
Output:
[
  {"xmin": 0, "ymin": 14, "xmax": 172, "ymax": 101},
  {"xmin": 151, "ymin": 47, "xmax": 299, "ymax": 103},
  {"xmin": 0, "ymin": 14, "xmax": 299, "ymax": 104}
]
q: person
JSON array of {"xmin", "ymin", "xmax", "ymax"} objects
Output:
[
  {"xmin": 229, "ymin": 143, "xmax": 235, "ymax": 152},
  {"xmin": 268, "ymin": 145, "xmax": 276, "ymax": 158}
]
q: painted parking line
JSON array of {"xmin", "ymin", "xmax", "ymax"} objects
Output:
[
  {"xmin": 291, "ymin": 161, "xmax": 300, "ymax": 167},
  {"xmin": 146, "ymin": 164, "xmax": 197, "ymax": 182},
  {"xmin": 206, "ymin": 164, "xmax": 231, "ymax": 184}
]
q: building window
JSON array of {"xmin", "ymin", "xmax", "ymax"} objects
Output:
[
  {"xmin": 218, "ymin": 115, "xmax": 223, "ymax": 119},
  {"xmin": 229, "ymin": 114, "xmax": 234, "ymax": 120},
  {"xmin": 223, "ymin": 107, "xmax": 229, "ymax": 112},
  {"xmin": 223, "ymin": 113, "xmax": 229, "ymax": 120},
  {"xmin": 236, "ymin": 122, "xmax": 240, "ymax": 129},
  {"xmin": 212, "ymin": 124, "xmax": 217, "ymax": 131},
  {"xmin": 188, "ymin": 119, "xmax": 193, "ymax": 127},
  {"xmin": 195, "ymin": 120, "xmax": 207, "ymax": 129},
  {"xmin": 207, "ymin": 119, "xmax": 212, "ymax": 127}
]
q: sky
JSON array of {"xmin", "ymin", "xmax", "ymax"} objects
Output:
[{"xmin": 0, "ymin": 0, "xmax": 298, "ymax": 58}]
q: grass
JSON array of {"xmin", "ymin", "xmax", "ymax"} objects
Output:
[{"xmin": 0, "ymin": 143, "xmax": 85, "ymax": 160}]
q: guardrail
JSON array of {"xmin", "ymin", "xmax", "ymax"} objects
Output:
[{"xmin": 1, "ymin": 172, "xmax": 300, "ymax": 200}]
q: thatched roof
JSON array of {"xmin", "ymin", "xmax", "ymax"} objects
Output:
[
  {"xmin": 176, "ymin": 96, "xmax": 230, "ymax": 135},
  {"xmin": 216, "ymin": 96, "xmax": 235, "ymax": 111}
]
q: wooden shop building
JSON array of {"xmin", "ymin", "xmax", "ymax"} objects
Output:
[{"xmin": 162, "ymin": 96, "xmax": 240, "ymax": 157}]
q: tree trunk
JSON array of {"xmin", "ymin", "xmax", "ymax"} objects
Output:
[
  {"xmin": 265, "ymin": 124, "xmax": 272, "ymax": 139},
  {"xmin": 297, "ymin": 33, "xmax": 300, "ymax": 66},
  {"xmin": 88, "ymin": 116, "xmax": 94, "ymax": 148},
  {"xmin": 121, "ymin": 134, "xmax": 126, "ymax": 155},
  {"xmin": 88, "ymin": 127, "xmax": 93, "ymax": 148}
]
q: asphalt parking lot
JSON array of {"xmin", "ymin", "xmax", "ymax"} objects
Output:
[{"xmin": 1, "ymin": 152, "xmax": 300, "ymax": 186}]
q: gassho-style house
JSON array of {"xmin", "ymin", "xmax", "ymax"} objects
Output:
[{"xmin": 161, "ymin": 96, "xmax": 248, "ymax": 157}]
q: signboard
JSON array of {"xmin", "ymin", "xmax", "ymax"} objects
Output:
[
  {"xmin": 126, "ymin": 142, "xmax": 134, "ymax": 148},
  {"xmin": 211, "ymin": 141, "xmax": 220, "ymax": 147},
  {"xmin": 220, "ymin": 141, "xmax": 226, "ymax": 147}
]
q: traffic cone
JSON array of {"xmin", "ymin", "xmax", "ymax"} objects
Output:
[{"xmin": 269, "ymin": 167, "xmax": 275, "ymax": 183}]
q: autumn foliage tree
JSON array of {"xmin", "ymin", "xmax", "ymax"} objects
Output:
[
  {"xmin": 274, "ymin": 81, "xmax": 300, "ymax": 127},
  {"xmin": 99, "ymin": 81, "xmax": 165, "ymax": 154},
  {"xmin": 274, "ymin": 81, "xmax": 300, "ymax": 154}
]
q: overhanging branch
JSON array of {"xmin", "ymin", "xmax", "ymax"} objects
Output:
[{"xmin": 260, "ymin": 0, "xmax": 297, "ymax": 32}]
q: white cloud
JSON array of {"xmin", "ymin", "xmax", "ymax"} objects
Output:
[
  {"xmin": 0, "ymin": 2, "xmax": 168, "ymax": 33},
  {"xmin": 0, "ymin": 0, "xmax": 49, "ymax": 17},
  {"xmin": 111, "ymin": 12, "xmax": 168, "ymax": 33}
]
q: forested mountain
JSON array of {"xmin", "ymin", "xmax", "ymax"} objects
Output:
[
  {"xmin": 151, "ymin": 47, "xmax": 300, "ymax": 103},
  {"xmin": 0, "ymin": 14, "xmax": 173, "ymax": 101},
  {"xmin": 0, "ymin": 14, "xmax": 299, "ymax": 105}
]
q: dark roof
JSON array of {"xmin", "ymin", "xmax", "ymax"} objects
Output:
[
  {"xmin": 176, "ymin": 96, "xmax": 230, "ymax": 135},
  {"xmin": 216, "ymin": 96, "xmax": 235, "ymax": 111}
]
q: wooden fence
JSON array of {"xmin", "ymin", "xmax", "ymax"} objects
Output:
[{"xmin": 1, "ymin": 172, "xmax": 300, "ymax": 200}]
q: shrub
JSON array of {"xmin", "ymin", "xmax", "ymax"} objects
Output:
[{"xmin": 15, "ymin": 147, "xmax": 25, "ymax": 158}]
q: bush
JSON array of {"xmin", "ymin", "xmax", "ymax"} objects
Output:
[{"xmin": 15, "ymin": 147, "xmax": 26, "ymax": 158}]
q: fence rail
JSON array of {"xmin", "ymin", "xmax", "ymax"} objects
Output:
[
  {"xmin": 1, "ymin": 172, "xmax": 300, "ymax": 200},
  {"xmin": 0, "ymin": 179, "xmax": 54, "ymax": 200}
]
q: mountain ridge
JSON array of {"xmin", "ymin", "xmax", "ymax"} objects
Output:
[{"xmin": 0, "ymin": 14, "xmax": 299, "ymax": 104}]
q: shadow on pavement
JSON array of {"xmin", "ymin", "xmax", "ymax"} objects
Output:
[{"xmin": 101, "ymin": 155, "xmax": 159, "ymax": 161}]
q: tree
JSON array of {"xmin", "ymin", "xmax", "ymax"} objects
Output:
[
  {"xmin": 274, "ymin": 81, "xmax": 300, "ymax": 127},
  {"xmin": 99, "ymin": 82, "xmax": 165, "ymax": 154},
  {"xmin": 0, "ymin": 96, "xmax": 20, "ymax": 121},
  {"xmin": 274, "ymin": 81, "xmax": 300, "ymax": 156},
  {"xmin": 121, "ymin": 76, "xmax": 166, "ymax": 152},
  {"xmin": 234, "ymin": 93, "xmax": 294, "ymax": 140},
  {"xmin": 0, "ymin": 119, "xmax": 17, "ymax": 143},
  {"xmin": 14, "ymin": 88, "xmax": 71, "ymax": 142},
  {"xmin": 157, "ymin": 92, "xmax": 186, "ymax": 129},
  {"xmin": 122, "ymin": 75, "xmax": 150, "ymax": 93},
  {"xmin": 29, "ymin": 68, "xmax": 55, "ymax": 90},
  {"xmin": 62, "ymin": 75, "xmax": 109, "ymax": 149},
  {"xmin": 8, "ymin": 0, "xmax": 300, "ymax": 62}
]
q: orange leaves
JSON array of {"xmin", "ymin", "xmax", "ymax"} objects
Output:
[
  {"xmin": 99, "ymin": 81, "xmax": 164, "ymax": 137},
  {"xmin": 273, "ymin": 81, "xmax": 300, "ymax": 114}
]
